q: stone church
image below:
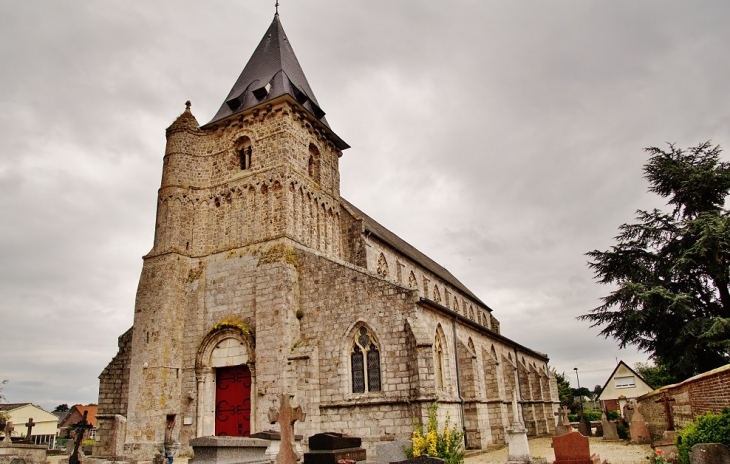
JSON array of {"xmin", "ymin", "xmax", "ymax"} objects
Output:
[{"xmin": 94, "ymin": 13, "xmax": 559, "ymax": 460}]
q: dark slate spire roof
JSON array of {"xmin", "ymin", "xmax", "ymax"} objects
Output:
[{"xmin": 205, "ymin": 14, "xmax": 332, "ymax": 131}]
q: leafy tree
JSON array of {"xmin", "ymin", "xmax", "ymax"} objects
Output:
[
  {"xmin": 592, "ymin": 384, "xmax": 603, "ymax": 399},
  {"xmin": 0, "ymin": 379, "xmax": 6, "ymax": 403},
  {"xmin": 581, "ymin": 142, "xmax": 730, "ymax": 379},
  {"xmin": 552, "ymin": 369, "xmax": 574, "ymax": 407},
  {"xmin": 0, "ymin": 380, "xmax": 7, "ymax": 421},
  {"xmin": 53, "ymin": 404, "xmax": 70, "ymax": 413},
  {"xmin": 634, "ymin": 361, "xmax": 678, "ymax": 389}
]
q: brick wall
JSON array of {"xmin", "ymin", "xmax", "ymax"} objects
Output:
[{"xmin": 637, "ymin": 364, "xmax": 730, "ymax": 438}]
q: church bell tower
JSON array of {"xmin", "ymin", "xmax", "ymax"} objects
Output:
[{"xmin": 114, "ymin": 13, "xmax": 350, "ymax": 459}]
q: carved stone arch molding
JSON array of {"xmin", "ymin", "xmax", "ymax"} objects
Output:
[{"xmin": 194, "ymin": 326, "xmax": 256, "ymax": 438}]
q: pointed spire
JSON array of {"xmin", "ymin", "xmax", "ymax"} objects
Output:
[
  {"xmin": 167, "ymin": 101, "xmax": 199, "ymax": 135},
  {"xmin": 204, "ymin": 14, "xmax": 346, "ymax": 148}
]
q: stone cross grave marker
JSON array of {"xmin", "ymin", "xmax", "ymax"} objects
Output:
[
  {"xmin": 554, "ymin": 409, "xmax": 567, "ymax": 436},
  {"xmin": 24, "ymin": 418, "xmax": 35, "ymax": 440},
  {"xmin": 268, "ymin": 394, "xmax": 305, "ymax": 464},
  {"xmin": 655, "ymin": 391, "xmax": 676, "ymax": 431},
  {"xmin": 69, "ymin": 411, "xmax": 93, "ymax": 464}
]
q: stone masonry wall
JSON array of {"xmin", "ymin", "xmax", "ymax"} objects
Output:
[{"xmin": 98, "ymin": 328, "xmax": 133, "ymax": 416}]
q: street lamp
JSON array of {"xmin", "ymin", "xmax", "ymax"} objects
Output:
[{"xmin": 573, "ymin": 367, "xmax": 584, "ymax": 417}]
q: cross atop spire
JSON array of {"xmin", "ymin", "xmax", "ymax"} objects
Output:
[{"xmin": 275, "ymin": 0, "xmax": 279, "ymax": 15}]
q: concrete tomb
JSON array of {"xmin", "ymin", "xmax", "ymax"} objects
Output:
[
  {"xmin": 303, "ymin": 433, "xmax": 366, "ymax": 464},
  {"xmin": 187, "ymin": 436, "xmax": 270, "ymax": 464},
  {"xmin": 250, "ymin": 430, "xmax": 303, "ymax": 463},
  {"xmin": 391, "ymin": 457, "xmax": 445, "ymax": 464}
]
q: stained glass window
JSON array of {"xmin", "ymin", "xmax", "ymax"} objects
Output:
[
  {"xmin": 351, "ymin": 345, "xmax": 365, "ymax": 393},
  {"xmin": 367, "ymin": 344, "xmax": 381, "ymax": 392},
  {"xmin": 351, "ymin": 326, "xmax": 381, "ymax": 393}
]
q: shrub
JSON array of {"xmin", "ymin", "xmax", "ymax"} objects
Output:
[
  {"xmin": 616, "ymin": 423, "xmax": 629, "ymax": 440},
  {"xmin": 567, "ymin": 410, "xmax": 602, "ymax": 422},
  {"xmin": 606, "ymin": 410, "xmax": 620, "ymax": 421},
  {"xmin": 676, "ymin": 407, "xmax": 730, "ymax": 464},
  {"xmin": 406, "ymin": 402, "xmax": 464, "ymax": 464}
]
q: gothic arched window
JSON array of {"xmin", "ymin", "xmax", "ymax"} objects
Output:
[
  {"xmin": 434, "ymin": 332, "xmax": 445, "ymax": 390},
  {"xmin": 350, "ymin": 326, "xmax": 381, "ymax": 393},
  {"xmin": 236, "ymin": 136, "xmax": 252, "ymax": 170}
]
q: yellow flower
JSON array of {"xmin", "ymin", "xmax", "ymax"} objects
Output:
[
  {"xmin": 412, "ymin": 429, "xmax": 425, "ymax": 457},
  {"xmin": 427, "ymin": 430, "xmax": 438, "ymax": 456}
]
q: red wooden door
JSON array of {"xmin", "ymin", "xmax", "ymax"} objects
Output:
[{"xmin": 215, "ymin": 365, "xmax": 251, "ymax": 436}]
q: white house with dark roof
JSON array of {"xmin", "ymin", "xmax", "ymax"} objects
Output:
[{"xmin": 597, "ymin": 360, "xmax": 655, "ymax": 413}]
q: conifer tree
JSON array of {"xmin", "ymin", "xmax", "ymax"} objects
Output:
[{"xmin": 581, "ymin": 142, "xmax": 730, "ymax": 379}]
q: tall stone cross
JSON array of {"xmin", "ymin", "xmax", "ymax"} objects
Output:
[
  {"xmin": 24, "ymin": 418, "xmax": 35, "ymax": 439},
  {"xmin": 268, "ymin": 394, "xmax": 305, "ymax": 464},
  {"xmin": 655, "ymin": 391, "xmax": 676, "ymax": 431},
  {"xmin": 69, "ymin": 411, "xmax": 93, "ymax": 464}
]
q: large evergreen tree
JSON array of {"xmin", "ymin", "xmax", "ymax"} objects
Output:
[{"xmin": 581, "ymin": 142, "xmax": 730, "ymax": 379}]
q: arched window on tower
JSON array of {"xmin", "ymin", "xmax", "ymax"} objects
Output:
[
  {"xmin": 308, "ymin": 143, "xmax": 321, "ymax": 183},
  {"xmin": 236, "ymin": 136, "xmax": 252, "ymax": 170},
  {"xmin": 350, "ymin": 326, "xmax": 381, "ymax": 393}
]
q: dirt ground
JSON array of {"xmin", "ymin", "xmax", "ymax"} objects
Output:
[
  {"xmin": 46, "ymin": 437, "xmax": 654, "ymax": 464},
  {"xmin": 465, "ymin": 437, "xmax": 654, "ymax": 464}
]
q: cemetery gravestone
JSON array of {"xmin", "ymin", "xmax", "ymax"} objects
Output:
[
  {"xmin": 690, "ymin": 443, "xmax": 730, "ymax": 464},
  {"xmin": 391, "ymin": 456, "xmax": 444, "ymax": 464},
  {"xmin": 23, "ymin": 420, "xmax": 34, "ymax": 442},
  {"xmin": 628, "ymin": 406, "xmax": 651, "ymax": 445},
  {"xmin": 577, "ymin": 413, "xmax": 592, "ymax": 438},
  {"xmin": 553, "ymin": 409, "xmax": 567, "ymax": 437},
  {"xmin": 375, "ymin": 439, "xmax": 411, "ymax": 464},
  {"xmin": 601, "ymin": 412, "xmax": 619, "ymax": 441},
  {"xmin": 1, "ymin": 422, "xmax": 13, "ymax": 446},
  {"xmin": 268, "ymin": 394, "xmax": 305, "ymax": 464},
  {"xmin": 69, "ymin": 411, "xmax": 93, "ymax": 464},
  {"xmin": 552, "ymin": 431, "xmax": 603, "ymax": 464},
  {"xmin": 303, "ymin": 433, "xmax": 366, "ymax": 464}
]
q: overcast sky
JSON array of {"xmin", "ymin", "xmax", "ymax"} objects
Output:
[{"xmin": 1, "ymin": 1, "xmax": 729, "ymax": 412}]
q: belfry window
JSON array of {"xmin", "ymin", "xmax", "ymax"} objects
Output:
[
  {"xmin": 350, "ymin": 326, "xmax": 381, "ymax": 393},
  {"xmin": 236, "ymin": 137, "xmax": 252, "ymax": 170}
]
